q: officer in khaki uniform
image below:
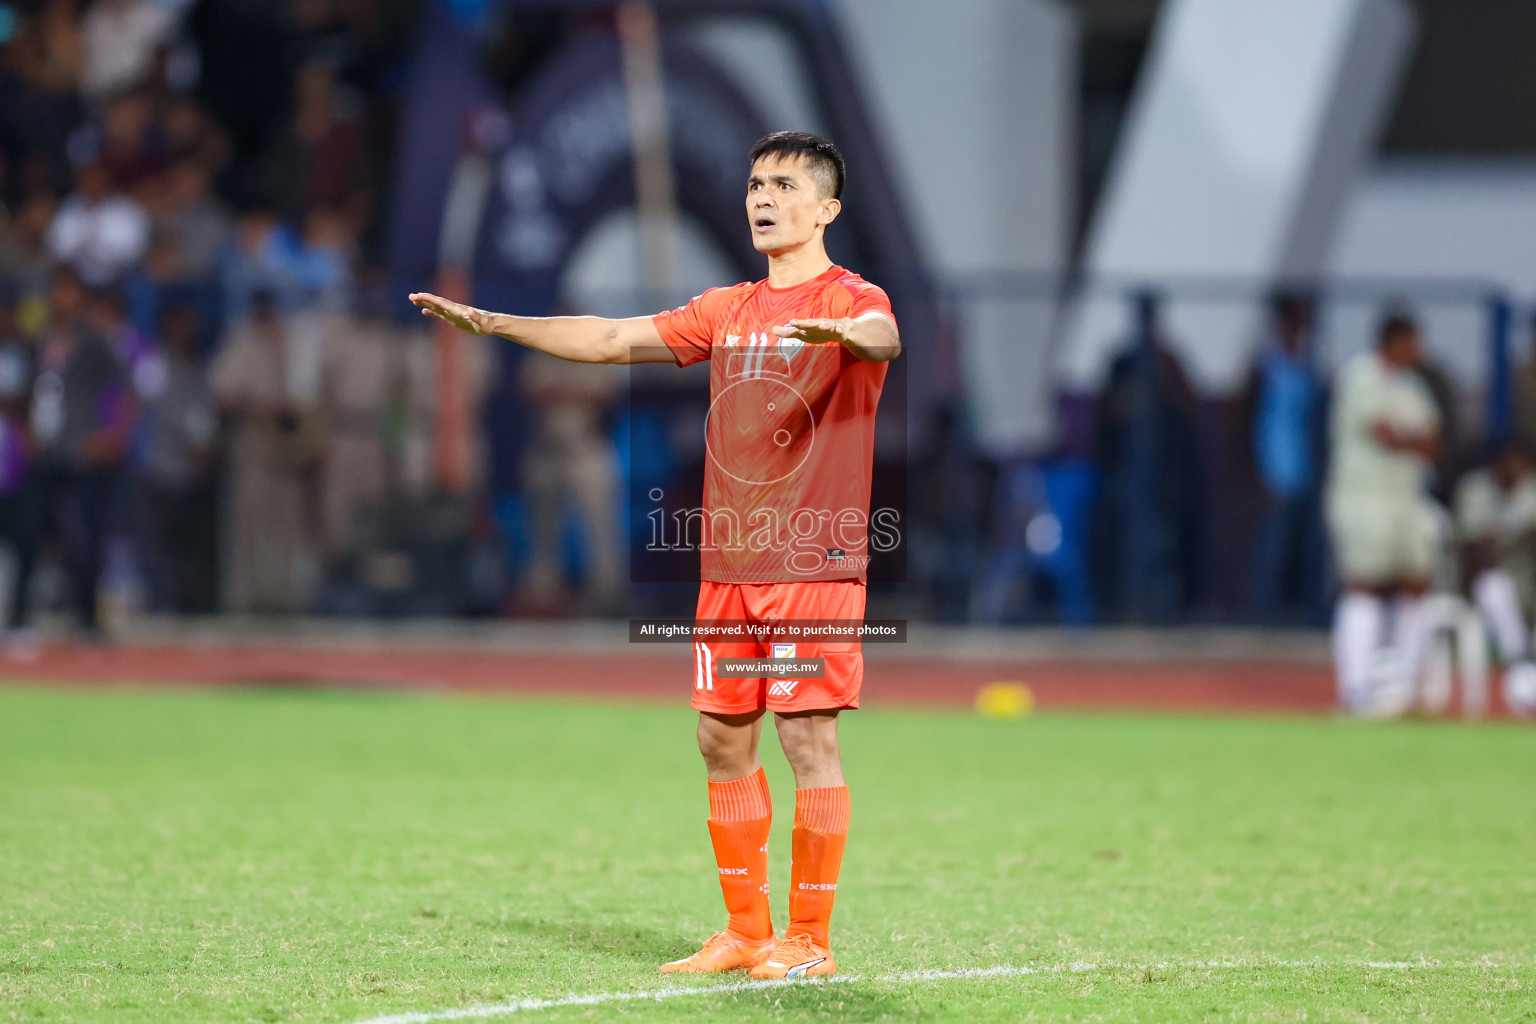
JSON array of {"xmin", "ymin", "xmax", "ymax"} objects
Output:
[
  {"xmin": 210, "ymin": 293, "xmax": 321, "ymax": 613},
  {"xmin": 400, "ymin": 311, "xmax": 497, "ymax": 500},
  {"xmin": 519, "ymin": 352, "xmax": 625, "ymax": 613},
  {"xmin": 317, "ymin": 286, "xmax": 405, "ymax": 563}
]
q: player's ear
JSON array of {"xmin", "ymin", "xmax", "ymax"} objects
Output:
[{"xmin": 817, "ymin": 197, "xmax": 841, "ymax": 227}]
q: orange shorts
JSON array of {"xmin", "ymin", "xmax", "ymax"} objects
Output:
[{"xmin": 691, "ymin": 580, "xmax": 866, "ymax": 715}]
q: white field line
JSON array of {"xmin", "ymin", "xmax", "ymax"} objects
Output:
[{"xmin": 346, "ymin": 958, "xmax": 1479, "ymax": 1024}]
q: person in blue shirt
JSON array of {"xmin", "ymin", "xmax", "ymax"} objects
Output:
[{"xmin": 1241, "ymin": 292, "xmax": 1328, "ymax": 624}]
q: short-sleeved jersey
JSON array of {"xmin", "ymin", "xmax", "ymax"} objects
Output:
[
  {"xmin": 1327, "ymin": 352, "xmax": 1439, "ymax": 500},
  {"xmin": 652, "ymin": 265, "xmax": 895, "ymax": 583},
  {"xmin": 1455, "ymin": 468, "xmax": 1536, "ymax": 549}
]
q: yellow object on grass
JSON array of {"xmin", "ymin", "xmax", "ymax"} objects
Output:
[{"xmin": 975, "ymin": 682, "xmax": 1034, "ymax": 719}]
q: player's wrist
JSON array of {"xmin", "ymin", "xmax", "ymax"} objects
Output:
[{"xmin": 465, "ymin": 308, "xmax": 493, "ymax": 336}]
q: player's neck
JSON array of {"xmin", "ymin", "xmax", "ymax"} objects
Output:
[{"xmin": 764, "ymin": 241, "xmax": 834, "ymax": 290}]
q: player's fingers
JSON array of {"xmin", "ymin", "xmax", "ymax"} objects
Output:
[
  {"xmin": 772, "ymin": 324, "xmax": 804, "ymax": 338},
  {"xmin": 412, "ymin": 293, "xmax": 465, "ymax": 317}
]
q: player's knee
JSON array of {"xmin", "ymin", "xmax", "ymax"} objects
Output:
[{"xmin": 696, "ymin": 715, "xmax": 755, "ymax": 774}]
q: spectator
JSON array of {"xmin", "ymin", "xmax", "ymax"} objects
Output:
[
  {"xmin": 0, "ymin": 190, "xmax": 60, "ymax": 304},
  {"xmin": 315, "ymin": 274, "xmax": 400, "ymax": 565},
  {"xmin": 98, "ymin": 89, "xmax": 168, "ymax": 192},
  {"xmin": 9, "ymin": 0, "xmax": 84, "ymax": 100},
  {"xmin": 1326, "ymin": 311, "xmax": 1442, "ymax": 716},
  {"xmin": 911, "ymin": 404, "xmax": 988, "ymax": 622},
  {"xmin": 209, "ymin": 289, "xmax": 320, "ymax": 613},
  {"xmin": 1513, "ymin": 312, "xmax": 1536, "ymax": 455},
  {"xmin": 1, "ymin": 3, "xmax": 83, "ymax": 192},
  {"xmin": 400, "ymin": 291, "xmax": 497, "ymax": 502},
  {"xmin": 134, "ymin": 305, "xmax": 217, "ymax": 612},
  {"xmin": 1091, "ymin": 324, "xmax": 1204, "ymax": 622},
  {"xmin": 6, "ymin": 266, "xmax": 131, "ymax": 651},
  {"xmin": 221, "ymin": 207, "xmax": 306, "ymax": 317},
  {"xmin": 142, "ymin": 158, "xmax": 231, "ymax": 282},
  {"xmin": 253, "ymin": 60, "xmax": 366, "ymax": 225},
  {"xmin": 87, "ymin": 281, "xmax": 149, "ymax": 365},
  {"xmin": 158, "ymin": 93, "xmax": 230, "ymax": 175},
  {"xmin": 0, "ymin": 289, "xmax": 32, "ymax": 511},
  {"xmin": 79, "ymin": 0, "xmax": 174, "ymax": 104},
  {"xmin": 519, "ymin": 351, "xmax": 624, "ymax": 614},
  {"xmin": 1240, "ymin": 292, "xmax": 1327, "ymax": 623},
  {"xmin": 1454, "ymin": 442, "xmax": 1536, "ymax": 672},
  {"xmin": 293, "ymin": 205, "xmax": 354, "ymax": 312},
  {"xmin": 47, "ymin": 159, "xmax": 149, "ymax": 285}
]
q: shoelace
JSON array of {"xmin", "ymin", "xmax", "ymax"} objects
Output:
[
  {"xmin": 768, "ymin": 933, "xmax": 818, "ymax": 964},
  {"xmin": 687, "ymin": 931, "xmax": 733, "ymax": 960}
]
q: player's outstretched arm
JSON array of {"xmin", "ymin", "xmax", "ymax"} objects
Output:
[
  {"xmin": 773, "ymin": 313, "xmax": 901, "ymax": 363},
  {"xmin": 408, "ymin": 292, "xmax": 676, "ymax": 365}
]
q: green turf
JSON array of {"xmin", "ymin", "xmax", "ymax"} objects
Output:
[{"xmin": 1, "ymin": 686, "xmax": 1534, "ymax": 1023}]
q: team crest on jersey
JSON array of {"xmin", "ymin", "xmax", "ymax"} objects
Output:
[
  {"xmin": 772, "ymin": 643, "xmax": 796, "ymax": 659},
  {"xmin": 733, "ymin": 329, "xmax": 803, "ymax": 362}
]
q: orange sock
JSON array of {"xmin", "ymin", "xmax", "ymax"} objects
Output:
[
  {"xmin": 788, "ymin": 786, "xmax": 850, "ymax": 948},
  {"xmin": 707, "ymin": 767, "xmax": 774, "ymax": 942}
]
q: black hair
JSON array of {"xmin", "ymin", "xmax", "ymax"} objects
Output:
[
  {"xmin": 1268, "ymin": 288, "xmax": 1313, "ymax": 322},
  {"xmin": 748, "ymin": 131, "xmax": 845, "ymax": 200}
]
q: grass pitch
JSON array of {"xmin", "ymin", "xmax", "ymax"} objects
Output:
[{"xmin": 1, "ymin": 685, "xmax": 1534, "ymax": 1023}]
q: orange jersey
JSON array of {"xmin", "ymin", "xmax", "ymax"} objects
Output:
[{"xmin": 653, "ymin": 265, "xmax": 895, "ymax": 583}]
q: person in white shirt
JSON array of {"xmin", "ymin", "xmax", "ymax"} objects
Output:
[
  {"xmin": 47, "ymin": 162, "xmax": 150, "ymax": 286},
  {"xmin": 1455, "ymin": 443, "xmax": 1536, "ymax": 671},
  {"xmin": 79, "ymin": 0, "xmax": 175, "ymax": 103},
  {"xmin": 1326, "ymin": 313, "xmax": 1443, "ymax": 714}
]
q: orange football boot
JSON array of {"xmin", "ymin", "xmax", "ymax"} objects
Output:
[
  {"xmin": 748, "ymin": 933, "xmax": 836, "ymax": 979},
  {"xmin": 659, "ymin": 930, "xmax": 777, "ymax": 973}
]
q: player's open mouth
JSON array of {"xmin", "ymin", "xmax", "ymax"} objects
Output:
[{"xmin": 754, "ymin": 216, "xmax": 776, "ymax": 230}]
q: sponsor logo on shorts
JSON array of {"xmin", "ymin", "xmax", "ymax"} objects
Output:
[{"xmin": 770, "ymin": 644, "xmax": 801, "ymax": 696}]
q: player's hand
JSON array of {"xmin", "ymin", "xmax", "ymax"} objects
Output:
[
  {"xmin": 409, "ymin": 292, "xmax": 489, "ymax": 336},
  {"xmin": 774, "ymin": 318, "xmax": 854, "ymax": 345}
]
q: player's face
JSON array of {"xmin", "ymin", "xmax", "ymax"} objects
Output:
[
  {"xmin": 1389, "ymin": 332, "xmax": 1423, "ymax": 368},
  {"xmin": 746, "ymin": 154, "xmax": 839, "ymax": 255}
]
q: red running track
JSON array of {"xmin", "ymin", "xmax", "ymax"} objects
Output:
[{"xmin": 0, "ymin": 641, "xmax": 1347, "ymax": 713}]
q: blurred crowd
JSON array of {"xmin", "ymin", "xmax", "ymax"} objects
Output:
[
  {"xmin": 1, "ymin": 2, "xmax": 1529, "ymax": 657},
  {"xmin": 0, "ymin": 0, "xmax": 512, "ymax": 650}
]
